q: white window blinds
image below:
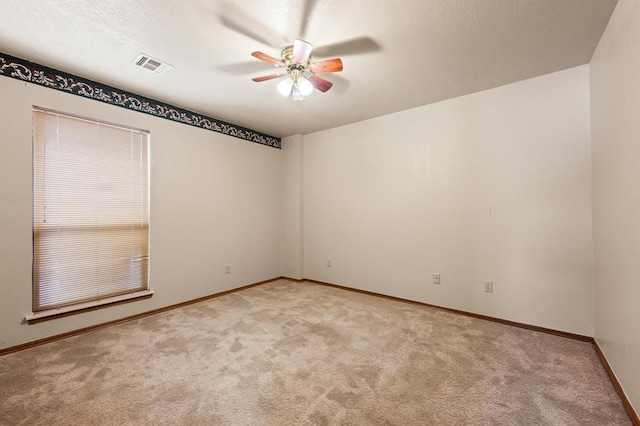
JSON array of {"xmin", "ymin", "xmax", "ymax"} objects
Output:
[{"xmin": 32, "ymin": 108, "xmax": 150, "ymax": 312}]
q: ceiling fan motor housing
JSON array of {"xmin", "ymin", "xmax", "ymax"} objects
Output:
[{"xmin": 281, "ymin": 45, "xmax": 310, "ymax": 82}]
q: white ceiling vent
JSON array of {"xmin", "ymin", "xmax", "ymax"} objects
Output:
[{"xmin": 133, "ymin": 53, "xmax": 173, "ymax": 75}]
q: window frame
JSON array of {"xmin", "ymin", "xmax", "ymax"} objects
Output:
[{"xmin": 27, "ymin": 106, "xmax": 152, "ymax": 323}]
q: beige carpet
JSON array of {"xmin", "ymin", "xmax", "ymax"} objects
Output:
[{"xmin": 0, "ymin": 280, "xmax": 632, "ymax": 425}]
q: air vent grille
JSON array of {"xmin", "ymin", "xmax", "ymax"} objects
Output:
[{"xmin": 133, "ymin": 53, "xmax": 172, "ymax": 75}]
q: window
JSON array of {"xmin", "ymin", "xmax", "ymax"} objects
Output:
[{"xmin": 30, "ymin": 107, "xmax": 150, "ymax": 320}]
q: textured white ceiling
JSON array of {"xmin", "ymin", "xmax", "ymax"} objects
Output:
[{"xmin": 0, "ymin": 0, "xmax": 617, "ymax": 138}]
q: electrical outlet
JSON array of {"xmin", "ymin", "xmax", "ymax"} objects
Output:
[
  {"xmin": 433, "ymin": 273, "xmax": 440, "ymax": 284},
  {"xmin": 484, "ymin": 280, "xmax": 493, "ymax": 293},
  {"xmin": 327, "ymin": 259, "xmax": 332, "ymax": 267},
  {"xmin": 225, "ymin": 264, "xmax": 231, "ymax": 274}
]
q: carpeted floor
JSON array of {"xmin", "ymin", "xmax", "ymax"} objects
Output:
[{"xmin": 0, "ymin": 280, "xmax": 632, "ymax": 425}]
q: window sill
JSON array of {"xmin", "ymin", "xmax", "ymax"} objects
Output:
[{"xmin": 25, "ymin": 290, "xmax": 154, "ymax": 324}]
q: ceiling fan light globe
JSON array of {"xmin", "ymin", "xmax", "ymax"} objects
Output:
[
  {"xmin": 293, "ymin": 39, "xmax": 313, "ymax": 63},
  {"xmin": 291, "ymin": 85, "xmax": 304, "ymax": 101},
  {"xmin": 298, "ymin": 77, "xmax": 314, "ymax": 96},
  {"xmin": 277, "ymin": 77, "xmax": 294, "ymax": 96}
]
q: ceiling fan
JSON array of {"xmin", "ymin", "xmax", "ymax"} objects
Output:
[{"xmin": 251, "ymin": 39, "xmax": 343, "ymax": 101}]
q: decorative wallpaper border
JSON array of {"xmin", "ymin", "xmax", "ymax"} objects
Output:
[{"xmin": 0, "ymin": 52, "xmax": 281, "ymax": 149}]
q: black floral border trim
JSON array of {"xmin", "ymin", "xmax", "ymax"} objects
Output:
[{"xmin": 0, "ymin": 52, "xmax": 281, "ymax": 149}]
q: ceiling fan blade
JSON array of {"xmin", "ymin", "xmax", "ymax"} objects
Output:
[
  {"xmin": 220, "ymin": 61, "xmax": 276, "ymax": 75},
  {"xmin": 252, "ymin": 74, "xmax": 284, "ymax": 82},
  {"xmin": 251, "ymin": 51, "xmax": 284, "ymax": 67},
  {"xmin": 293, "ymin": 39, "xmax": 313, "ymax": 63},
  {"xmin": 298, "ymin": 0, "xmax": 318, "ymax": 39},
  {"xmin": 322, "ymin": 74, "xmax": 350, "ymax": 94},
  {"xmin": 313, "ymin": 36, "xmax": 381, "ymax": 57},
  {"xmin": 310, "ymin": 58, "xmax": 343, "ymax": 74},
  {"xmin": 220, "ymin": 5, "xmax": 286, "ymax": 48},
  {"xmin": 306, "ymin": 75, "xmax": 333, "ymax": 93}
]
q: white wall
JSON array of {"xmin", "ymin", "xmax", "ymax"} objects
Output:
[
  {"xmin": 590, "ymin": 0, "xmax": 640, "ymax": 414},
  {"xmin": 281, "ymin": 135, "xmax": 304, "ymax": 279},
  {"xmin": 0, "ymin": 77, "xmax": 283, "ymax": 349},
  {"xmin": 302, "ymin": 66, "xmax": 594, "ymax": 336}
]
